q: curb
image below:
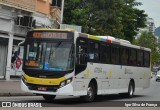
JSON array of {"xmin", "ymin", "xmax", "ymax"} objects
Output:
[{"xmin": 0, "ymin": 93, "xmax": 36, "ymax": 97}]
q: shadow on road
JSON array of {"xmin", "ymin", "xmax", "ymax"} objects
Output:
[{"xmin": 27, "ymin": 94, "xmax": 147, "ymax": 107}]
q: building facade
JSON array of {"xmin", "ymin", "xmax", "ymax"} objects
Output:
[
  {"xmin": 135, "ymin": 17, "xmax": 155, "ymax": 39},
  {"xmin": 0, "ymin": 0, "xmax": 64, "ymax": 80}
]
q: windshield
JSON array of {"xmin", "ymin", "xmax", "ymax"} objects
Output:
[{"xmin": 24, "ymin": 41, "xmax": 74, "ymax": 71}]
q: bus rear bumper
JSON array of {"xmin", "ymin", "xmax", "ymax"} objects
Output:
[{"xmin": 21, "ymin": 80, "xmax": 74, "ymax": 96}]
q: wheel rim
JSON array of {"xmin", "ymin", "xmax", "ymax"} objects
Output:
[
  {"xmin": 87, "ymin": 86, "xmax": 93, "ymax": 99},
  {"xmin": 129, "ymin": 85, "xmax": 133, "ymax": 96}
]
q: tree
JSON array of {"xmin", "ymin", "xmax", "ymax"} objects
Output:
[
  {"xmin": 133, "ymin": 31, "xmax": 160, "ymax": 65},
  {"xmin": 121, "ymin": 0, "xmax": 147, "ymax": 41},
  {"xmin": 63, "ymin": 0, "xmax": 147, "ymax": 42}
]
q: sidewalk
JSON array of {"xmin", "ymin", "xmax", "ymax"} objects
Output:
[{"xmin": 0, "ymin": 79, "xmax": 35, "ymax": 97}]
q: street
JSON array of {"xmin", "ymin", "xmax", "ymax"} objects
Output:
[{"xmin": 0, "ymin": 76, "xmax": 160, "ymax": 107}]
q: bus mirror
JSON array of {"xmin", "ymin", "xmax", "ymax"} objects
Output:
[
  {"xmin": 18, "ymin": 40, "xmax": 25, "ymax": 47},
  {"xmin": 17, "ymin": 41, "xmax": 25, "ymax": 55}
]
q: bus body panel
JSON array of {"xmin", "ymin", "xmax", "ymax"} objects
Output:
[
  {"xmin": 21, "ymin": 79, "xmax": 74, "ymax": 95},
  {"xmin": 74, "ymin": 63, "xmax": 150, "ymax": 95}
]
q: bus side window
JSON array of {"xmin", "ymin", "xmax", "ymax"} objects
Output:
[
  {"xmin": 89, "ymin": 41, "xmax": 100, "ymax": 62},
  {"xmin": 77, "ymin": 46, "xmax": 87, "ymax": 65},
  {"xmin": 75, "ymin": 37, "xmax": 88, "ymax": 74},
  {"xmin": 100, "ymin": 44, "xmax": 111, "ymax": 64},
  {"xmin": 137, "ymin": 50, "xmax": 143, "ymax": 67},
  {"xmin": 121, "ymin": 47, "xmax": 129, "ymax": 65},
  {"xmin": 144, "ymin": 52, "xmax": 150, "ymax": 67},
  {"xmin": 76, "ymin": 37, "xmax": 88, "ymax": 65},
  {"xmin": 129, "ymin": 49, "xmax": 137, "ymax": 66},
  {"xmin": 111, "ymin": 46, "xmax": 120, "ymax": 64}
]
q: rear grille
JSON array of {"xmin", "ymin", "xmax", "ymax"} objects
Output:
[{"xmin": 26, "ymin": 83, "xmax": 59, "ymax": 92}]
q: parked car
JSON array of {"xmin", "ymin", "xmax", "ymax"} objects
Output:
[
  {"xmin": 152, "ymin": 66, "xmax": 159, "ymax": 75},
  {"xmin": 156, "ymin": 71, "xmax": 160, "ymax": 81}
]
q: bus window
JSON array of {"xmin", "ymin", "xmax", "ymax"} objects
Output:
[
  {"xmin": 76, "ymin": 37, "xmax": 88, "ymax": 65},
  {"xmin": 77, "ymin": 46, "xmax": 88, "ymax": 65},
  {"xmin": 76, "ymin": 37, "xmax": 88, "ymax": 74},
  {"xmin": 129, "ymin": 49, "xmax": 137, "ymax": 66},
  {"xmin": 111, "ymin": 46, "xmax": 120, "ymax": 64},
  {"xmin": 100, "ymin": 44, "xmax": 111, "ymax": 64},
  {"xmin": 137, "ymin": 50, "xmax": 143, "ymax": 66},
  {"xmin": 89, "ymin": 41, "xmax": 100, "ymax": 62},
  {"xmin": 144, "ymin": 52, "xmax": 150, "ymax": 67},
  {"xmin": 121, "ymin": 47, "xmax": 129, "ymax": 65}
]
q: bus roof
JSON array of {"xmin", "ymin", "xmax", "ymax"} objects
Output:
[{"xmin": 79, "ymin": 33, "xmax": 151, "ymax": 52}]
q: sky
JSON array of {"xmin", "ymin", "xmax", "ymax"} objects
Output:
[{"xmin": 137, "ymin": 0, "xmax": 160, "ymax": 28}]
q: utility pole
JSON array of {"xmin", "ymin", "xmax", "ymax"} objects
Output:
[{"xmin": 60, "ymin": 0, "xmax": 64, "ymax": 24}]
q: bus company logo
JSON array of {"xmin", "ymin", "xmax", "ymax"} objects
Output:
[
  {"xmin": 2, "ymin": 102, "xmax": 11, "ymax": 107},
  {"xmin": 1, "ymin": 102, "xmax": 43, "ymax": 108}
]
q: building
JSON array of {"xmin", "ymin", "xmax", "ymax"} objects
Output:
[
  {"xmin": 135, "ymin": 17, "xmax": 155, "ymax": 39},
  {"xmin": 147, "ymin": 17, "xmax": 155, "ymax": 34},
  {"xmin": 0, "ymin": 0, "xmax": 64, "ymax": 80},
  {"xmin": 50, "ymin": 0, "xmax": 64, "ymax": 27}
]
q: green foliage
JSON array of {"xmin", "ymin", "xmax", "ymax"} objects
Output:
[
  {"xmin": 133, "ymin": 31, "xmax": 160, "ymax": 65},
  {"xmin": 63, "ymin": 0, "xmax": 147, "ymax": 42}
]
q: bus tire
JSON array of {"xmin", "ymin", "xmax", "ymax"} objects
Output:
[
  {"xmin": 126, "ymin": 81, "xmax": 134, "ymax": 98},
  {"xmin": 81, "ymin": 83, "xmax": 96, "ymax": 102},
  {"xmin": 43, "ymin": 95, "xmax": 56, "ymax": 102}
]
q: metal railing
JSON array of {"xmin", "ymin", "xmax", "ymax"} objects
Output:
[{"xmin": 50, "ymin": 6, "xmax": 61, "ymax": 23}]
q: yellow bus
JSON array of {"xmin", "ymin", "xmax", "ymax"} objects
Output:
[{"xmin": 21, "ymin": 28, "xmax": 151, "ymax": 102}]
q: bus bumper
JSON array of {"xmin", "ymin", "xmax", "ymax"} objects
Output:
[{"xmin": 21, "ymin": 79, "xmax": 74, "ymax": 96}]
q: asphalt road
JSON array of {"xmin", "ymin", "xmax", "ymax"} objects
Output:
[{"xmin": 0, "ymin": 76, "xmax": 160, "ymax": 108}]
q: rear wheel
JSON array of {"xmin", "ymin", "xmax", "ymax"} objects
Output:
[
  {"xmin": 119, "ymin": 81, "xmax": 134, "ymax": 98},
  {"xmin": 43, "ymin": 95, "xmax": 56, "ymax": 102},
  {"xmin": 81, "ymin": 83, "xmax": 96, "ymax": 102},
  {"xmin": 126, "ymin": 81, "xmax": 134, "ymax": 98}
]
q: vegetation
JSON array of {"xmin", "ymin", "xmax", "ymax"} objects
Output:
[
  {"xmin": 63, "ymin": 0, "xmax": 160, "ymax": 65},
  {"xmin": 63, "ymin": 0, "xmax": 147, "ymax": 42}
]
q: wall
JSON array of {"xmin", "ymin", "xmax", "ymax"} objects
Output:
[{"xmin": 36, "ymin": 0, "xmax": 50, "ymax": 15}]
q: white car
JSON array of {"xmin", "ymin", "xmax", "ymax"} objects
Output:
[{"xmin": 156, "ymin": 71, "xmax": 160, "ymax": 81}]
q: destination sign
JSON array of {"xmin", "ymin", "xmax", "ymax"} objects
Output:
[{"xmin": 28, "ymin": 31, "xmax": 72, "ymax": 39}]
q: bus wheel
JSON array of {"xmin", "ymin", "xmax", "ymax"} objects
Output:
[
  {"xmin": 81, "ymin": 83, "xmax": 96, "ymax": 102},
  {"xmin": 43, "ymin": 95, "xmax": 56, "ymax": 102},
  {"xmin": 127, "ymin": 81, "xmax": 134, "ymax": 98}
]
